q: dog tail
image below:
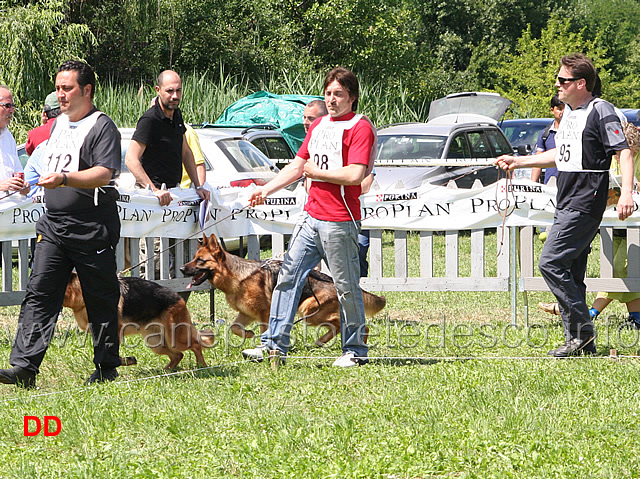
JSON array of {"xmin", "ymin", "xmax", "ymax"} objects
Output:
[
  {"xmin": 198, "ymin": 329, "xmax": 215, "ymax": 347},
  {"xmin": 363, "ymin": 291, "xmax": 386, "ymax": 317}
]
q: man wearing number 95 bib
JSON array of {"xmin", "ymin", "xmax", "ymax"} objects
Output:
[
  {"xmin": 496, "ymin": 53, "xmax": 635, "ymax": 357},
  {"xmin": 0, "ymin": 61, "xmax": 122, "ymax": 388},
  {"xmin": 243, "ymin": 67, "xmax": 376, "ymax": 367}
]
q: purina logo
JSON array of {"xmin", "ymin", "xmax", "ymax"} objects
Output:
[
  {"xmin": 265, "ymin": 197, "xmax": 296, "ymax": 206},
  {"xmin": 507, "ymin": 184, "xmax": 543, "ymax": 193},
  {"xmin": 376, "ymin": 192, "xmax": 418, "ymax": 202},
  {"xmin": 177, "ymin": 200, "xmax": 201, "ymax": 207}
]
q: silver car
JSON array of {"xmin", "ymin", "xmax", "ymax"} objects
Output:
[{"xmin": 374, "ymin": 92, "xmax": 514, "ymax": 190}]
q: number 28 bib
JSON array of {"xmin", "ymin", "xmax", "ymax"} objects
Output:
[
  {"xmin": 307, "ymin": 114, "xmax": 363, "ymax": 182},
  {"xmin": 44, "ymin": 111, "xmax": 102, "ymax": 174}
]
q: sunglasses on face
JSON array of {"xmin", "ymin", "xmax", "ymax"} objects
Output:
[
  {"xmin": 0, "ymin": 102, "xmax": 16, "ymax": 109},
  {"xmin": 557, "ymin": 76, "xmax": 581, "ymax": 85}
]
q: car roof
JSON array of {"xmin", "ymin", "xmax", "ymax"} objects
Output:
[
  {"xmin": 499, "ymin": 118, "xmax": 552, "ymax": 125},
  {"xmin": 377, "ymin": 121, "xmax": 498, "ymax": 137},
  {"xmin": 119, "ymin": 126, "xmax": 244, "ymax": 141}
]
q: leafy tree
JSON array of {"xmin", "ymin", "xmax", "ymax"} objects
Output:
[
  {"xmin": 303, "ymin": 0, "xmax": 423, "ymax": 81},
  {"xmin": 0, "ymin": 0, "xmax": 94, "ymax": 139},
  {"xmin": 490, "ymin": 16, "xmax": 608, "ymax": 117}
]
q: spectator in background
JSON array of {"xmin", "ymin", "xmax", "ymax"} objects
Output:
[
  {"xmin": 25, "ymin": 92, "xmax": 60, "ymax": 156},
  {"xmin": 303, "ymin": 99, "xmax": 328, "ymax": 133},
  {"xmin": 0, "ymin": 86, "xmax": 29, "ymax": 195},
  {"xmin": 24, "ymin": 95, "xmax": 63, "ymax": 197},
  {"xmin": 125, "ymin": 70, "xmax": 209, "ymax": 205},
  {"xmin": 531, "ymin": 95, "xmax": 565, "ymax": 184},
  {"xmin": 180, "ymin": 123, "xmax": 206, "ymax": 188}
]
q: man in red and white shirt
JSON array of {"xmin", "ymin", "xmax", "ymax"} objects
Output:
[{"xmin": 243, "ymin": 67, "xmax": 375, "ymax": 367}]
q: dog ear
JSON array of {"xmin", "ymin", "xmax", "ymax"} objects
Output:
[
  {"xmin": 208, "ymin": 234, "xmax": 226, "ymax": 262},
  {"xmin": 198, "ymin": 234, "xmax": 207, "ymax": 247},
  {"xmin": 209, "ymin": 233, "xmax": 221, "ymax": 251}
]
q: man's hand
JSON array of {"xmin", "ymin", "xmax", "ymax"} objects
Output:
[
  {"xmin": 38, "ymin": 173, "xmax": 64, "ymax": 190},
  {"xmin": 617, "ymin": 190, "xmax": 635, "ymax": 221},
  {"xmin": 303, "ymin": 159, "xmax": 321, "ymax": 179},
  {"xmin": 154, "ymin": 188, "xmax": 173, "ymax": 206},
  {"xmin": 248, "ymin": 187, "xmax": 267, "ymax": 207},
  {"xmin": 195, "ymin": 186, "xmax": 210, "ymax": 202},
  {"xmin": 0, "ymin": 176, "xmax": 28, "ymax": 193},
  {"xmin": 495, "ymin": 155, "xmax": 519, "ymax": 171}
]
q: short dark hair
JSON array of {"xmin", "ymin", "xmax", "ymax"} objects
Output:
[
  {"xmin": 550, "ymin": 94, "xmax": 564, "ymax": 109},
  {"xmin": 57, "ymin": 60, "xmax": 96, "ymax": 99},
  {"xmin": 324, "ymin": 67, "xmax": 359, "ymax": 112},
  {"xmin": 306, "ymin": 99, "xmax": 328, "ymax": 116},
  {"xmin": 561, "ymin": 53, "xmax": 597, "ymax": 93}
]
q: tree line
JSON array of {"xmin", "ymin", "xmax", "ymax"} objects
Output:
[{"xmin": 2, "ymin": 0, "xmax": 640, "ymax": 139}]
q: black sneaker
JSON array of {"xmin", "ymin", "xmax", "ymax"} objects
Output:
[
  {"xmin": 0, "ymin": 366, "xmax": 37, "ymax": 389},
  {"xmin": 548, "ymin": 336, "xmax": 596, "ymax": 357},
  {"xmin": 85, "ymin": 367, "xmax": 118, "ymax": 385}
]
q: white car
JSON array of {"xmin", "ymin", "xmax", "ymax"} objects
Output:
[
  {"xmin": 117, "ymin": 127, "xmax": 278, "ymax": 190},
  {"xmin": 18, "ymin": 127, "xmax": 279, "ymax": 190}
]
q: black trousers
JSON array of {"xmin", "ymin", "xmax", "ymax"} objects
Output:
[
  {"xmin": 10, "ymin": 212, "xmax": 121, "ymax": 373},
  {"xmin": 539, "ymin": 208, "xmax": 601, "ymax": 341}
]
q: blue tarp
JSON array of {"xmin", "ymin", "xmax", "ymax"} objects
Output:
[{"xmin": 215, "ymin": 91, "xmax": 323, "ymax": 152}]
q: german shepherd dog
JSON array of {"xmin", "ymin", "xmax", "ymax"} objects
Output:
[
  {"xmin": 180, "ymin": 233, "xmax": 386, "ymax": 345},
  {"xmin": 63, "ymin": 272, "xmax": 214, "ymax": 369}
]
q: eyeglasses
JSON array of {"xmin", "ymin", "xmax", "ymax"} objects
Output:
[
  {"xmin": 0, "ymin": 102, "xmax": 16, "ymax": 109},
  {"xmin": 557, "ymin": 76, "xmax": 581, "ymax": 85}
]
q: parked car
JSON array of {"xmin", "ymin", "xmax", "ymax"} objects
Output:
[
  {"xmin": 621, "ymin": 109, "xmax": 640, "ymax": 127},
  {"xmin": 18, "ymin": 126, "xmax": 281, "ymax": 189},
  {"xmin": 499, "ymin": 118, "xmax": 552, "ymax": 156},
  {"xmin": 116, "ymin": 127, "xmax": 279, "ymax": 190},
  {"xmin": 196, "ymin": 123, "xmax": 295, "ymax": 168},
  {"xmin": 374, "ymin": 92, "xmax": 514, "ymax": 190}
]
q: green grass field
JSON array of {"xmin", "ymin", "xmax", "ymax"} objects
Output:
[{"xmin": 1, "ymin": 232, "xmax": 640, "ymax": 478}]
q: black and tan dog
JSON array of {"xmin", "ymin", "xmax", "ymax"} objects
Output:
[
  {"xmin": 180, "ymin": 233, "xmax": 386, "ymax": 345},
  {"xmin": 63, "ymin": 272, "xmax": 214, "ymax": 369}
]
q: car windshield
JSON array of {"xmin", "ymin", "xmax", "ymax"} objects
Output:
[
  {"xmin": 376, "ymin": 135, "xmax": 446, "ymax": 161},
  {"xmin": 502, "ymin": 122, "xmax": 549, "ymax": 148},
  {"xmin": 216, "ymin": 139, "xmax": 274, "ymax": 172}
]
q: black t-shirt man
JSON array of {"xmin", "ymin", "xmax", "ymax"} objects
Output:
[
  {"xmin": 44, "ymin": 108, "xmax": 121, "ymax": 214},
  {"xmin": 555, "ymin": 98, "xmax": 629, "ymax": 219},
  {"xmin": 131, "ymin": 100, "xmax": 186, "ymax": 188}
]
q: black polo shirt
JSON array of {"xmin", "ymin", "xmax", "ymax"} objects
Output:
[
  {"xmin": 132, "ymin": 100, "xmax": 186, "ymax": 188},
  {"xmin": 45, "ymin": 109, "xmax": 121, "ymax": 214},
  {"xmin": 555, "ymin": 98, "xmax": 628, "ymax": 219}
]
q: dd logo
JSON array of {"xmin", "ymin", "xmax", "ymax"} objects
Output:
[{"xmin": 23, "ymin": 416, "xmax": 61, "ymax": 437}]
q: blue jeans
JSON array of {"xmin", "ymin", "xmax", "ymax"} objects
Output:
[{"xmin": 261, "ymin": 212, "xmax": 368, "ymax": 357}]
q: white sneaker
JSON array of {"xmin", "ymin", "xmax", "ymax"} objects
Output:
[
  {"xmin": 242, "ymin": 344, "xmax": 269, "ymax": 361},
  {"xmin": 332, "ymin": 352, "xmax": 368, "ymax": 368}
]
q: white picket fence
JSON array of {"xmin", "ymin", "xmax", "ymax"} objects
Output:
[{"xmin": 2, "ymin": 225, "xmax": 639, "ymax": 325}]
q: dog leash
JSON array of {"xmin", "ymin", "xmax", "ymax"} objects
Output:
[{"xmin": 118, "ymin": 202, "xmax": 252, "ymax": 276}]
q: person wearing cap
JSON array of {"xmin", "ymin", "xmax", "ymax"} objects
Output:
[{"xmin": 25, "ymin": 92, "xmax": 60, "ymax": 156}]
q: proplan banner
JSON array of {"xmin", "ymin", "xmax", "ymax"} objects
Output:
[{"xmin": 1, "ymin": 180, "xmax": 638, "ymax": 241}]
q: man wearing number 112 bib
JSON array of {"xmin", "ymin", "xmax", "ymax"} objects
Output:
[
  {"xmin": 243, "ymin": 67, "xmax": 375, "ymax": 367},
  {"xmin": 496, "ymin": 54, "xmax": 635, "ymax": 358},
  {"xmin": 0, "ymin": 61, "xmax": 122, "ymax": 388}
]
